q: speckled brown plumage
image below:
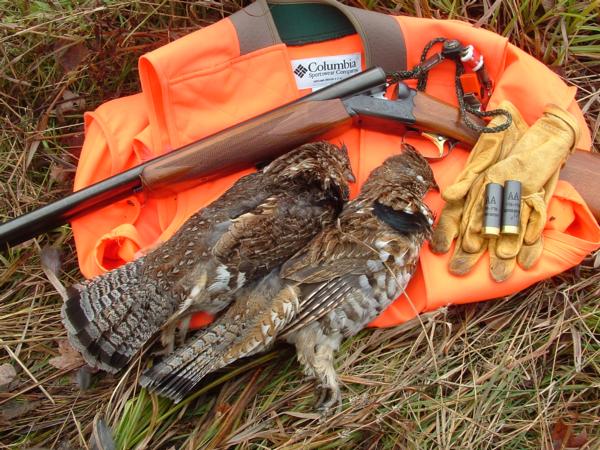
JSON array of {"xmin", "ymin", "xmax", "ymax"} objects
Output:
[
  {"xmin": 61, "ymin": 141, "xmax": 353, "ymax": 373},
  {"xmin": 140, "ymin": 145, "xmax": 437, "ymax": 411}
]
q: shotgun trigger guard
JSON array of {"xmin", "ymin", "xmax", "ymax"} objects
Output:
[{"xmin": 420, "ymin": 132, "xmax": 458, "ymax": 159}]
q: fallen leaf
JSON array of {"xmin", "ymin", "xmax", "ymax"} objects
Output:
[
  {"xmin": 49, "ymin": 163, "xmax": 74, "ymax": 185},
  {"xmin": 0, "ymin": 363, "xmax": 17, "ymax": 387},
  {"xmin": 552, "ymin": 419, "xmax": 568, "ymax": 443},
  {"xmin": 552, "ymin": 420, "xmax": 588, "ymax": 449},
  {"xmin": 48, "ymin": 340, "xmax": 84, "ymax": 371},
  {"xmin": 567, "ymin": 430, "xmax": 588, "ymax": 447},
  {"xmin": 54, "ymin": 40, "xmax": 89, "ymax": 73},
  {"xmin": 0, "ymin": 400, "xmax": 42, "ymax": 424}
]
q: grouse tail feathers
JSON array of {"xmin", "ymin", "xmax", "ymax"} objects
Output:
[{"xmin": 61, "ymin": 258, "xmax": 175, "ymax": 373}]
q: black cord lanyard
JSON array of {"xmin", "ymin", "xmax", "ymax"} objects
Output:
[{"xmin": 387, "ymin": 37, "xmax": 512, "ymax": 134}]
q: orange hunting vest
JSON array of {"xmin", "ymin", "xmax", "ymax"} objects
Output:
[{"xmin": 72, "ymin": 0, "xmax": 600, "ymax": 329}]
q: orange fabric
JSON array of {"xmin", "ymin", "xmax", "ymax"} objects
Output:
[{"xmin": 72, "ymin": 12, "xmax": 600, "ymax": 329}]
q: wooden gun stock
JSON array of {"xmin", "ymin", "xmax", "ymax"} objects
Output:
[
  {"xmin": 411, "ymin": 90, "xmax": 481, "ymax": 145},
  {"xmin": 559, "ymin": 150, "xmax": 600, "ymax": 220}
]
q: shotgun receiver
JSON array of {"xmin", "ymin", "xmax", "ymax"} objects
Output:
[{"xmin": 0, "ymin": 67, "xmax": 597, "ymax": 248}]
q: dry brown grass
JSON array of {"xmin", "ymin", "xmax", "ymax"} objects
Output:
[{"xmin": 1, "ymin": 1, "xmax": 599, "ymax": 448}]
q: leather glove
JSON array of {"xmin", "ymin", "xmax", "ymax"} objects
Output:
[
  {"xmin": 431, "ymin": 102, "xmax": 580, "ymax": 281},
  {"xmin": 430, "ymin": 101, "xmax": 527, "ymax": 275}
]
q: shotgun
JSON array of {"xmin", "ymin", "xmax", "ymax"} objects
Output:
[{"xmin": 0, "ymin": 67, "xmax": 597, "ymax": 248}]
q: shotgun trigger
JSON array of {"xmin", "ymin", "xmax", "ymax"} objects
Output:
[{"xmin": 421, "ymin": 132, "xmax": 457, "ymax": 158}]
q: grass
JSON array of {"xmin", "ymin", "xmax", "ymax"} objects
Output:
[{"xmin": 1, "ymin": 0, "xmax": 599, "ymax": 448}]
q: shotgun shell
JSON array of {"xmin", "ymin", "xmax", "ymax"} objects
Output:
[
  {"xmin": 483, "ymin": 183, "xmax": 503, "ymax": 237},
  {"xmin": 502, "ymin": 180, "xmax": 522, "ymax": 235}
]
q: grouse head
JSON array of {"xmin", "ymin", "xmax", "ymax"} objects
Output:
[
  {"xmin": 358, "ymin": 144, "xmax": 437, "ymax": 238},
  {"xmin": 361, "ymin": 144, "xmax": 438, "ymax": 201}
]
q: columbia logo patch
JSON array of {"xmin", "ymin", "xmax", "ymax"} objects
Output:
[
  {"xmin": 291, "ymin": 53, "xmax": 362, "ymax": 92},
  {"xmin": 294, "ymin": 64, "xmax": 308, "ymax": 78}
]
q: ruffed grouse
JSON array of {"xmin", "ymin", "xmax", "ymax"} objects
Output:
[
  {"xmin": 62, "ymin": 142, "xmax": 354, "ymax": 373},
  {"xmin": 141, "ymin": 145, "xmax": 437, "ymax": 412}
]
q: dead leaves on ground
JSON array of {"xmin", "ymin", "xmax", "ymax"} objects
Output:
[
  {"xmin": 0, "ymin": 363, "xmax": 17, "ymax": 388},
  {"xmin": 48, "ymin": 340, "xmax": 84, "ymax": 371},
  {"xmin": 53, "ymin": 40, "xmax": 90, "ymax": 74},
  {"xmin": 0, "ymin": 400, "xmax": 43, "ymax": 426},
  {"xmin": 552, "ymin": 419, "xmax": 589, "ymax": 449}
]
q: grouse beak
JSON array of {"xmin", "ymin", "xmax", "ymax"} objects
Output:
[
  {"xmin": 432, "ymin": 178, "xmax": 440, "ymax": 192},
  {"xmin": 345, "ymin": 169, "xmax": 356, "ymax": 184}
]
